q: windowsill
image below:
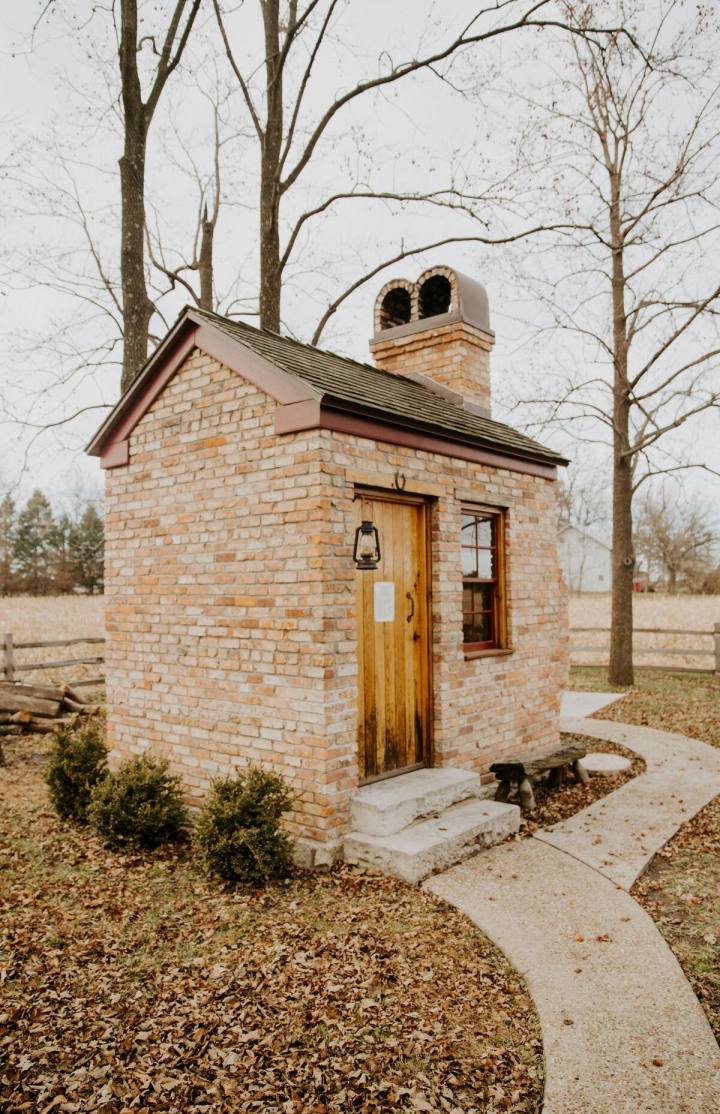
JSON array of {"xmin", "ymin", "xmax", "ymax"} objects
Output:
[{"xmin": 463, "ymin": 646, "xmax": 516, "ymax": 661}]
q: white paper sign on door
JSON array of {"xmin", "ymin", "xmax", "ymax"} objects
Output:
[{"xmin": 373, "ymin": 581, "xmax": 395, "ymax": 622}]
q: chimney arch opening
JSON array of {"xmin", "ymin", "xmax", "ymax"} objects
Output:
[
  {"xmin": 419, "ymin": 273, "xmax": 452, "ymax": 319},
  {"xmin": 379, "ymin": 286, "xmax": 412, "ymax": 330}
]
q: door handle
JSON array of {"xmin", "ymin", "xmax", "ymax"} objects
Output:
[{"xmin": 406, "ymin": 591, "xmax": 415, "ymax": 623}]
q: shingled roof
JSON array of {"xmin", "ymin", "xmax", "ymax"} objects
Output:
[
  {"xmin": 88, "ymin": 306, "xmax": 567, "ymax": 470},
  {"xmin": 193, "ymin": 308, "xmax": 565, "ymax": 467}
]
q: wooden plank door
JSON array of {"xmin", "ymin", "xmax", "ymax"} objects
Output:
[{"xmin": 355, "ymin": 492, "xmax": 432, "ymax": 782}]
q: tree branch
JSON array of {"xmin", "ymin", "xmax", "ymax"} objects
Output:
[
  {"xmin": 282, "ymin": 3, "xmax": 638, "ymax": 193},
  {"xmin": 311, "ymin": 222, "xmax": 602, "ymax": 344},
  {"xmin": 212, "ymin": 0, "xmax": 264, "ymax": 139},
  {"xmin": 145, "ymin": 0, "xmax": 202, "ymax": 122}
]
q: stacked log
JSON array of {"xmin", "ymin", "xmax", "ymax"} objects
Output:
[{"xmin": 0, "ymin": 681, "xmax": 102, "ymax": 739}]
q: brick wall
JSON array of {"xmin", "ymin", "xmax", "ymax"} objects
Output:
[
  {"xmin": 317, "ymin": 434, "xmax": 567, "ymax": 811},
  {"xmin": 104, "ymin": 349, "xmax": 343, "ymax": 846},
  {"xmin": 104, "ymin": 348, "xmax": 567, "ymax": 854}
]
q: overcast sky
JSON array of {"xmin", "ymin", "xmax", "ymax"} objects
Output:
[{"xmin": 1, "ymin": 0, "xmax": 717, "ymax": 519}]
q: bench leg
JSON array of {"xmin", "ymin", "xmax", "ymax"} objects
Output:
[
  {"xmin": 572, "ymin": 759, "xmax": 590, "ymax": 786},
  {"xmin": 518, "ymin": 777, "xmax": 536, "ymax": 812},
  {"xmin": 495, "ymin": 780, "xmax": 511, "ymax": 803},
  {"xmin": 548, "ymin": 766, "xmax": 564, "ymax": 789}
]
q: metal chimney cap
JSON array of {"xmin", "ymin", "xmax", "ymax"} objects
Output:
[{"xmin": 373, "ymin": 265, "xmax": 493, "ymax": 340}]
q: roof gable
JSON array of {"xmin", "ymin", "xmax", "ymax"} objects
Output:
[
  {"xmin": 559, "ymin": 523, "xmax": 611, "ymax": 550},
  {"xmin": 88, "ymin": 306, "xmax": 567, "ymax": 475}
]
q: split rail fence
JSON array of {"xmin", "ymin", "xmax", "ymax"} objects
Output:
[
  {"xmin": 571, "ymin": 622, "xmax": 720, "ymax": 674},
  {"xmin": 2, "ymin": 632, "xmax": 105, "ymax": 688},
  {"xmin": 4, "ymin": 626, "xmax": 719, "ymax": 682}
]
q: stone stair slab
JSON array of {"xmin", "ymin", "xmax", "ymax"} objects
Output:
[
  {"xmin": 349, "ymin": 767, "xmax": 481, "ymax": 836},
  {"xmin": 344, "ymin": 797, "xmax": 520, "ymax": 883}
]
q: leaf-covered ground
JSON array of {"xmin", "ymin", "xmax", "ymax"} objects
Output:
[
  {"xmin": 569, "ymin": 667, "xmax": 720, "ymax": 749},
  {"xmin": 633, "ymin": 796, "xmax": 720, "ymax": 1040},
  {"xmin": 519, "ymin": 735, "xmax": 644, "ymax": 837},
  {"xmin": 570, "ymin": 667, "xmax": 720, "ymax": 1041},
  {"xmin": 0, "ymin": 739, "xmax": 544, "ymax": 1114}
]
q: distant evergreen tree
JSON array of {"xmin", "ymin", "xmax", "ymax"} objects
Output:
[
  {"xmin": 13, "ymin": 490, "xmax": 55, "ymax": 595},
  {"xmin": 69, "ymin": 504, "xmax": 104, "ymax": 594},
  {"xmin": 0, "ymin": 495, "xmax": 16, "ymax": 595},
  {"xmin": 50, "ymin": 512, "xmax": 75, "ymax": 593}
]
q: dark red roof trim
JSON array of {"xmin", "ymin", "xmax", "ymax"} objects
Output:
[
  {"xmin": 318, "ymin": 407, "xmax": 557, "ymax": 479},
  {"xmin": 89, "ymin": 309, "xmax": 557, "ymax": 480}
]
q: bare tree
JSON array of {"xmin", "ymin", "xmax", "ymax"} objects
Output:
[
  {"xmin": 118, "ymin": 0, "xmax": 202, "ymax": 390},
  {"xmin": 2, "ymin": 0, "xmax": 636, "ymax": 470},
  {"xmin": 0, "ymin": 137, "xmax": 126, "ymax": 461},
  {"xmin": 7, "ymin": 2, "xmax": 202, "ymax": 396},
  {"xmin": 211, "ymin": 0, "xmax": 636, "ymax": 337},
  {"xmin": 492, "ymin": 1, "xmax": 720, "ymax": 683},
  {"xmin": 557, "ymin": 466, "xmax": 609, "ymax": 531},
  {"xmin": 635, "ymin": 488, "xmax": 717, "ymax": 594},
  {"xmin": 146, "ymin": 83, "xmax": 236, "ymax": 314}
]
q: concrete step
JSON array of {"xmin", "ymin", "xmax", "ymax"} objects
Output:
[
  {"xmin": 350, "ymin": 767, "xmax": 482, "ymax": 837},
  {"xmin": 344, "ymin": 797, "xmax": 520, "ymax": 884}
]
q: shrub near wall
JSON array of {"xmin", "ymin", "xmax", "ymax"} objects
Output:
[
  {"xmin": 195, "ymin": 766, "xmax": 295, "ymax": 886},
  {"xmin": 88, "ymin": 755, "xmax": 188, "ymax": 850},
  {"xmin": 46, "ymin": 717, "xmax": 108, "ymax": 822}
]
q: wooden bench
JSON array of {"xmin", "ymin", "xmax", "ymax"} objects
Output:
[{"xmin": 490, "ymin": 743, "xmax": 589, "ymax": 812}]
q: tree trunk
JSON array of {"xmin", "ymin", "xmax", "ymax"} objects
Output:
[
  {"xmin": 259, "ymin": 165, "xmax": 282, "ymax": 331},
  {"xmin": 258, "ymin": 0, "xmax": 283, "ymax": 333},
  {"xmin": 608, "ymin": 171, "xmax": 634, "ymax": 687},
  {"xmin": 119, "ymin": 140, "xmax": 153, "ymax": 391},
  {"xmin": 119, "ymin": 0, "xmax": 153, "ymax": 393},
  {"xmin": 668, "ymin": 567, "xmax": 677, "ymax": 594},
  {"xmin": 609, "ymin": 445, "xmax": 634, "ymax": 684},
  {"xmin": 198, "ymin": 208, "xmax": 215, "ymax": 311}
]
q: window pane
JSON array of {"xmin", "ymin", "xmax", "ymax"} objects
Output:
[
  {"xmin": 461, "ymin": 515, "xmax": 476, "ymax": 545},
  {"xmin": 475, "ymin": 611, "xmax": 493, "ymax": 642},
  {"xmin": 462, "ymin": 616, "xmax": 478, "ymax": 643},
  {"xmin": 462, "ymin": 547, "xmax": 477, "ymax": 577},
  {"xmin": 463, "ymin": 611, "xmax": 493, "ymax": 645},
  {"xmin": 476, "ymin": 517, "xmax": 494, "ymax": 546},
  {"xmin": 468, "ymin": 583, "xmax": 492, "ymax": 612},
  {"xmin": 477, "ymin": 548, "xmax": 495, "ymax": 579},
  {"xmin": 461, "ymin": 509, "xmax": 503, "ymax": 649}
]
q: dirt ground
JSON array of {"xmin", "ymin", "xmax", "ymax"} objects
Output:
[{"xmin": 0, "ymin": 735, "xmax": 544, "ymax": 1114}]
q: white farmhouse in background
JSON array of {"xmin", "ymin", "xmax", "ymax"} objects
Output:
[{"xmin": 558, "ymin": 523, "xmax": 612, "ymax": 592}]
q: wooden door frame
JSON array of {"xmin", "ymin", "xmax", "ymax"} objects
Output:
[{"xmin": 354, "ymin": 485, "xmax": 434, "ymax": 783}]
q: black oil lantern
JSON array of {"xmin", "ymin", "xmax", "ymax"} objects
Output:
[{"xmin": 353, "ymin": 519, "xmax": 381, "ymax": 570}]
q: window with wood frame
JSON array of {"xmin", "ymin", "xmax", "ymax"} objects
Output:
[{"xmin": 461, "ymin": 506, "xmax": 507, "ymax": 651}]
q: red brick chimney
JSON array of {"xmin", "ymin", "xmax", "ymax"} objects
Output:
[{"xmin": 369, "ymin": 265, "xmax": 495, "ymax": 417}]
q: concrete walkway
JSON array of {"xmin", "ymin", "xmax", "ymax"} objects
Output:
[
  {"xmin": 543, "ymin": 715, "xmax": 720, "ymax": 890},
  {"xmin": 560, "ymin": 690, "xmax": 624, "ymax": 718},
  {"xmin": 426, "ymin": 703, "xmax": 720, "ymax": 1113}
]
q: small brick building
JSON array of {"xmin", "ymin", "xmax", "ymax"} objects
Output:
[{"xmin": 89, "ymin": 266, "xmax": 568, "ymax": 865}]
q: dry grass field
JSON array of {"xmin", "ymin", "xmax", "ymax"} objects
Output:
[
  {"xmin": 569, "ymin": 592, "xmax": 720, "ymax": 671},
  {"xmin": 0, "ymin": 595, "xmax": 105, "ymax": 687}
]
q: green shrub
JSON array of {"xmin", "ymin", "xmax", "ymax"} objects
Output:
[
  {"xmin": 88, "ymin": 754, "xmax": 188, "ymax": 850},
  {"xmin": 195, "ymin": 765, "xmax": 295, "ymax": 886},
  {"xmin": 45, "ymin": 716, "xmax": 108, "ymax": 822}
]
